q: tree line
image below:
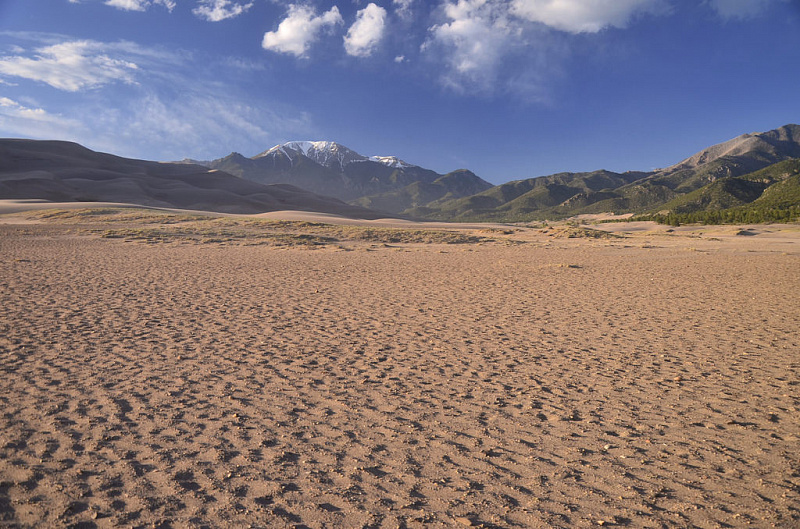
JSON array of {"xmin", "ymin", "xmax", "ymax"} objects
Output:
[{"xmin": 633, "ymin": 206, "xmax": 800, "ymax": 226}]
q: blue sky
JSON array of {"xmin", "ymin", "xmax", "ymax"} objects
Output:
[{"xmin": 0, "ymin": 0, "xmax": 798, "ymax": 184}]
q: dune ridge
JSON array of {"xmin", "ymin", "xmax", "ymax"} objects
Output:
[{"xmin": 0, "ymin": 140, "xmax": 383, "ymax": 219}]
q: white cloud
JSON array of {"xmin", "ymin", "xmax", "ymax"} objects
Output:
[
  {"xmin": 1, "ymin": 76, "xmax": 314, "ymax": 163},
  {"xmin": 262, "ymin": 5, "xmax": 344, "ymax": 57},
  {"xmin": 0, "ymin": 40, "xmax": 139, "ymax": 92},
  {"xmin": 0, "ymin": 89, "xmax": 313, "ymax": 162},
  {"xmin": 425, "ymin": 0, "xmax": 520, "ymax": 92},
  {"xmin": 0, "ymin": 97, "xmax": 49, "ymax": 120},
  {"xmin": 105, "ymin": 0, "xmax": 148, "ymax": 10},
  {"xmin": 393, "ymin": 0, "xmax": 415, "ymax": 18},
  {"xmin": 84, "ymin": 87, "xmax": 313, "ymax": 159},
  {"xmin": 707, "ymin": 0, "xmax": 783, "ymax": 19},
  {"xmin": 193, "ymin": 0, "xmax": 254, "ymax": 22},
  {"xmin": 344, "ymin": 3, "xmax": 388, "ymax": 57},
  {"xmin": 0, "ymin": 34, "xmax": 316, "ymax": 159},
  {"xmin": 126, "ymin": 94, "xmax": 248, "ymax": 151},
  {"xmin": 0, "ymin": 96, "xmax": 85, "ymax": 139},
  {"xmin": 104, "ymin": 0, "xmax": 175, "ymax": 12},
  {"xmin": 423, "ymin": 0, "xmax": 673, "ymax": 97},
  {"xmin": 509, "ymin": 0, "xmax": 667, "ymax": 33}
]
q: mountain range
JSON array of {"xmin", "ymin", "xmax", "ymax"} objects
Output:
[
  {"xmin": 192, "ymin": 140, "xmax": 494, "ymax": 212},
  {"xmin": 1, "ymin": 124, "xmax": 799, "ymax": 222},
  {"xmin": 404, "ymin": 124, "xmax": 800, "ymax": 221}
]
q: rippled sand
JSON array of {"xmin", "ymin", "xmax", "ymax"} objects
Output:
[{"xmin": 1, "ymin": 212, "xmax": 798, "ymax": 528}]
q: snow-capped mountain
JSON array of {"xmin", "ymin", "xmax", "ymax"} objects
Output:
[
  {"xmin": 256, "ymin": 141, "xmax": 368, "ymax": 171},
  {"xmin": 205, "ymin": 140, "xmax": 493, "ymax": 214},
  {"xmin": 255, "ymin": 141, "xmax": 418, "ymax": 172}
]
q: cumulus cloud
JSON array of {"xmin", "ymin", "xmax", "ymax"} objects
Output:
[
  {"xmin": 104, "ymin": 0, "xmax": 175, "ymax": 12},
  {"xmin": 422, "ymin": 0, "xmax": 675, "ymax": 96},
  {"xmin": 509, "ymin": 0, "xmax": 667, "ymax": 33},
  {"xmin": 424, "ymin": 0, "xmax": 521, "ymax": 92},
  {"xmin": 344, "ymin": 3, "xmax": 388, "ymax": 57},
  {"xmin": 105, "ymin": 0, "xmax": 148, "ymax": 10},
  {"xmin": 707, "ymin": 0, "xmax": 783, "ymax": 19},
  {"xmin": 0, "ymin": 40, "xmax": 139, "ymax": 92},
  {"xmin": 193, "ymin": 0, "xmax": 254, "ymax": 22},
  {"xmin": 262, "ymin": 5, "xmax": 344, "ymax": 57}
]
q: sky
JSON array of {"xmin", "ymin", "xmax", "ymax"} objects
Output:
[{"xmin": 0, "ymin": 0, "xmax": 799, "ymax": 184}]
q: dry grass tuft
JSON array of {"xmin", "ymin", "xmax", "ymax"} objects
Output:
[{"xmin": 548, "ymin": 226, "xmax": 622, "ymax": 239}]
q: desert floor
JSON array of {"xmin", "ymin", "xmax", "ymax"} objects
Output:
[{"xmin": 1, "ymin": 207, "xmax": 799, "ymax": 528}]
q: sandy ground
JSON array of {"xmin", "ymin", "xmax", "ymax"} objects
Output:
[{"xmin": 1, "ymin": 208, "xmax": 799, "ymax": 528}]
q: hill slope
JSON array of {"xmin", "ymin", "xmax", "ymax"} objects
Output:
[
  {"xmin": 636, "ymin": 158, "xmax": 800, "ymax": 225},
  {"xmin": 414, "ymin": 124, "xmax": 800, "ymax": 221},
  {"xmin": 406, "ymin": 170, "xmax": 647, "ymax": 221}
]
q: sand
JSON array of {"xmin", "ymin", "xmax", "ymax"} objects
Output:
[{"xmin": 1, "ymin": 209, "xmax": 799, "ymax": 528}]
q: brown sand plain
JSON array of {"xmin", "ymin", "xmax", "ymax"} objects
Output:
[{"xmin": 1, "ymin": 208, "xmax": 799, "ymax": 528}]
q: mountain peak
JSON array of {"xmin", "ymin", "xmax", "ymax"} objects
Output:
[
  {"xmin": 665, "ymin": 124, "xmax": 800, "ymax": 173},
  {"xmin": 254, "ymin": 140, "xmax": 421, "ymax": 171},
  {"xmin": 255, "ymin": 141, "xmax": 366, "ymax": 169}
]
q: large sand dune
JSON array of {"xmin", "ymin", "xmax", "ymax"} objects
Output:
[
  {"xmin": 1, "ymin": 210, "xmax": 798, "ymax": 528},
  {"xmin": 0, "ymin": 140, "xmax": 384, "ymax": 218}
]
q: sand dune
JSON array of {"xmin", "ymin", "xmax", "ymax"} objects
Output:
[
  {"xmin": 1, "ymin": 211, "xmax": 798, "ymax": 528},
  {"xmin": 0, "ymin": 140, "xmax": 384, "ymax": 218},
  {"xmin": 0, "ymin": 199, "xmax": 516, "ymax": 230}
]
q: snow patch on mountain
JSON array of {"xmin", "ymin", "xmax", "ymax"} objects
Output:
[
  {"xmin": 256, "ymin": 141, "xmax": 366, "ymax": 168},
  {"xmin": 255, "ymin": 140, "xmax": 417, "ymax": 170},
  {"xmin": 368, "ymin": 155, "xmax": 414, "ymax": 169}
]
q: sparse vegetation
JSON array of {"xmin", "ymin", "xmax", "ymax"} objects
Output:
[
  {"xmin": 30, "ymin": 207, "xmax": 491, "ymax": 246},
  {"xmin": 30, "ymin": 208, "xmax": 206, "ymax": 223},
  {"xmin": 547, "ymin": 226, "xmax": 622, "ymax": 239}
]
